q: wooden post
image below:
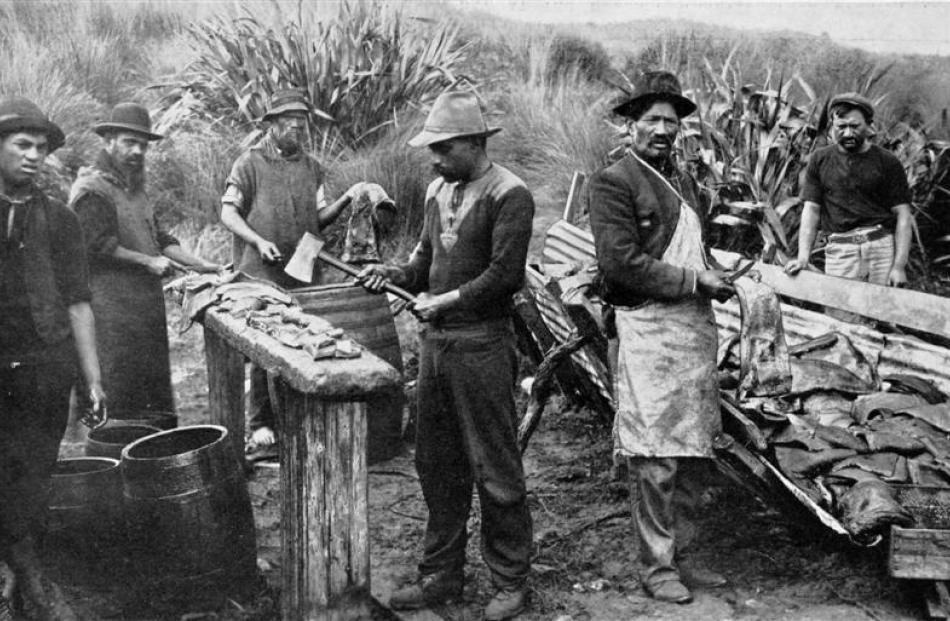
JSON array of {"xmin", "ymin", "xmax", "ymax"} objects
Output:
[
  {"xmin": 204, "ymin": 326, "xmax": 246, "ymax": 461},
  {"xmin": 201, "ymin": 309, "xmax": 399, "ymax": 620}
]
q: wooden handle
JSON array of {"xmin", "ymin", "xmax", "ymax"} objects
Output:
[{"xmin": 316, "ymin": 251, "xmax": 417, "ymax": 303}]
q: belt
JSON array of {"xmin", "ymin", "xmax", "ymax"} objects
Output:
[{"xmin": 827, "ymin": 227, "xmax": 891, "ymax": 245}]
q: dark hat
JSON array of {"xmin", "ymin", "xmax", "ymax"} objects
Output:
[
  {"xmin": 94, "ymin": 102, "xmax": 163, "ymax": 141},
  {"xmin": 829, "ymin": 92, "xmax": 874, "ymax": 122},
  {"xmin": 612, "ymin": 71, "xmax": 697, "ymax": 120},
  {"xmin": 408, "ymin": 91, "xmax": 501, "ymax": 148},
  {"xmin": 0, "ymin": 97, "xmax": 65, "ymax": 151},
  {"xmin": 263, "ymin": 88, "xmax": 313, "ymax": 121}
]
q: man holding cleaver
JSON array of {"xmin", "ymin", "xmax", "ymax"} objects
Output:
[
  {"xmin": 358, "ymin": 91, "xmax": 535, "ymax": 620},
  {"xmin": 220, "ymin": 88, "xmax": 353, "ymax": 453}
]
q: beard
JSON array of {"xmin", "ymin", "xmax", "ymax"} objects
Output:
[
  {"xmin": 117, "ymin": 158, "xmax": 146, "ymax": 193},
  {"xmin": 273, "ymin": 129, "xmax": 303, "ymax": 155}
]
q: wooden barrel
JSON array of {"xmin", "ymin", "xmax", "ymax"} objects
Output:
[
  {"xmin": 293, "ymin": 283, "xmax": 405, "ymax": 462},
  {"xmin": 120, "ymin": 425, "xmax": 257, "ymax": 597},
  {"xmin": 85, "ymin": 424, "xmax": 160, "ymax": 460},
  {"xmin": 48, "ymin": 458, "xmax": 123, "ymax": 549},
  {"xmin": 108, "ymin": 409, "xmax": 177, "ymax": 430}
]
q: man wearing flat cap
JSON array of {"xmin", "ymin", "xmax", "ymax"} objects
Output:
[
  {"xmin": 358, "ymin": 90, "xmax": 534, "ymax": 620},
  {"xmin": 220, "ymin": 88, "xmax": 355, "ymax": 453},
  {"xmin": 589, "ymin": 71, "xmax": 734, "ymax": 604},
  {"xmin": 0, "ymin": 97, "xmax": 105, "ymax": 620},
  {"xmin": 69, "ymin": 102, "xmax": 220, "ymax": 421},
  {"xmin": 786, "ymin": 93, "xmax": 913, "ymax": 305}
]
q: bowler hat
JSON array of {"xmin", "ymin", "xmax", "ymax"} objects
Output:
[
  {"xmin": 0, "ymin": 97, "xmax": 65, "ymax": 151},
  {"xmin": 94, "ymin": 102, "xmax": 163, "ymax": 141},
  {"xmin": 407, "ymin": 91, "xmax": 501, "ymax": 148},
  {"xmin": 262, "ymin": 88, "xmax": 313, "ymax": 121},
  {"xmin": 829, "ymin": 92, "xmax": 874, "ymax": 123},
  {"xmin": 612, "ymin": 71, "xmax": 697, "ymax": 120}
]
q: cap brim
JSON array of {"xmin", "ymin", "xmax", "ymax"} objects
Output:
[
  {"xmin": 94, "ymin": 123, "xmax": 163, "ymax": 141},
  {"xmin": 0, "ymin": 118, "xmax": 66, "ymax": 152},
  {"xmin": 262, "ymin": 102, "xmax": 313, "ymax": 121},
  {"xmin": 612, "ymin": 94, "xmax": 697, "ymax": 119},
  {"xmin": 407, "ymin": 126, "xmax": 502, "ymax": 148}
]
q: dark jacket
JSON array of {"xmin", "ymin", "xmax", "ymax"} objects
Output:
[{"xmin": 588, "ymin": 153, "xmax": 705, "ymax": 307}]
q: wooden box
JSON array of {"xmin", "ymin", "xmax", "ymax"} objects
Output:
[{"xmin": 889, "ymin": 485, "xmax": 950, "ymax": 580}]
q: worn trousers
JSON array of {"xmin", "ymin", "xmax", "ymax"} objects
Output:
[
  {"xmin": 628, "ymin": 457, "xmax": 709, "ymax": 586},
  {"xmin": 0, "ymin": 356, "xmax": 75, "ymax": 548},
  {"xmin": 414, "ymin": 320, "xmax": 532, "ymax": 588},
  {"xmin": 824, "ymin": 230, "xmax": 894, "ymax": 323}
]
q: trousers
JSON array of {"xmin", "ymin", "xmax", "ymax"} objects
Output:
[
  {"xmin": 628, "ymin": 457, "xmax": 712, "ymax": 586},
  {"xmin": 414, "ymin": 320, "xmax": 532, "ymax": 588},
  {"xmin": 823, "ymin": 230, "xmax": 894, "ymax": 323},
  {"xmin": 0, "ymin": 355, "xmax": 75, "ymax": 548}
]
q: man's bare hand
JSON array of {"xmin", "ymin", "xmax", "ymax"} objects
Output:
[
  {"xmin": 784, "ymin": 258, "xmax": 808, "ymax": 275},
  {"xmin": 80, "ymin": 382, "xmax": 108, "ymax": 430},
  {"xmin": 887, "ymin": 266, "xmax": 908, "ymax": 287},
  {"xmin": 146, "ymin": 255, "xmax": 173, "ymax": 277},
  {"xmin": 357, "ymin": 263, "xmax": 402, "ymax": 293},
  {"xmin": 696, "ymin": 270, "xmax": 735, "ymax": 302},
  {"xmin": 412, "ymin": 291, "xmax": 458, "ymax": 322},
  {"xmin": 256, "ymin": 239, "xmax": 282, "ymax": 264}
]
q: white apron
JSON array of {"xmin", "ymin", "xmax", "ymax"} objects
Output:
[{"xmin": 612, "ymin": 160, "xmax": 721, "ymax": 458}]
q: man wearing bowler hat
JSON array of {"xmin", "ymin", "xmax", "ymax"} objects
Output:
[
  {"xmin": 0, "ymin": 97, "xmax": 106, "ymax": 620},
  {"xmin": 785, "ymin": 93, "xmax": 912, "ymax": 313},
  {"xmin": 588, "ymin": 71, "xmax": 734, "ymax": 604},
  {"xmin": 69, "ymin": 102, "xmax": 220, "ymax": 420},
  {"xmin": 358, "ymin": 90, "xmax": 534, "ymax": 620},
  {"xmin": 220, "ymin": 88, "xmax": 355, "ymax": 454}
]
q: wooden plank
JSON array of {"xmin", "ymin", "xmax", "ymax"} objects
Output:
[
  {"xmin": 890, "ymin": 526, "xmax": 950, "ymax": 580},
  {"xmin": 709, "ymin": 250, "xmax": 950, "ymax": 340},
  {"xmin": 203, "ymin": 327, "xmax": 246, "ymax": 463},
  {"xmin": 562, "ymin": 171, "xmax": 588, "ymax": 223}
]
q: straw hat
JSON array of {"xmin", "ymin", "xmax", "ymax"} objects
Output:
[
  {"xmin": 0, "ymin": 98, "xmax": 65, "ymax": 151},
  {"xmin": 94, "ymin": 102, "xmax": 163, "ymax": 141},
  {"xmin": 612, "ymin": 71, "xmax": 696, "ymax": 120},
  {"xmin": 408, "ymin": 91, "xmax": 501, "ymax": 148}
]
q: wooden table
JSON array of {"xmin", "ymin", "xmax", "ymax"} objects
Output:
[{"xmin": 201, "ymin": 308, "xmax": 401, "ymax": 620}]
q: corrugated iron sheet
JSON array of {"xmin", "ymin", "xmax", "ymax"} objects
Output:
[{"xmin": 543, "ymin": 220, "xmax": 596, "ymax": 267}]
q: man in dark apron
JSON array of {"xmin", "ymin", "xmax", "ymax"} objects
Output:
[
  {"xmin": 69, "ymin": 103, "xmax": 221, "ymax": 423},
  {"xmin": 0, "ymin": 97, "xmax": 105, "ymax": 620},
  {"xmin": 589, "ymin": 72, "xmax": 735, "ymax": 605},
  {"xmin": 220, "ymin": 88, "xmax": 354, "ymax": 454}
]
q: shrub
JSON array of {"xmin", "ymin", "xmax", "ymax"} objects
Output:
[{"xmin": 546, "ymin": 34, "xmax": 611, "ymax": 85}]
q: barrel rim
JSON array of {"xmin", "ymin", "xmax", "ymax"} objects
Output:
[
  {"xmin": 88, "ymin": 423, "xmax": 162, "ymax": 442},
  {"xmin": 52, "ymin": 457, "xmax": 121, "ymax": 476},
  {"xmin": 120, "ymin": 424, "xmax": 229, "ymax": 462}
]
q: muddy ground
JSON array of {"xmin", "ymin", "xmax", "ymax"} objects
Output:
[{"xmin": 42, "ymin": 301, "xmax": 930, "ymax": 621}]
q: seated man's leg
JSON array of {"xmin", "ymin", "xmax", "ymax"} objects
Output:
[{"xmin": 247, "ymin": 364, "xmax": 276, "ymax": 448}]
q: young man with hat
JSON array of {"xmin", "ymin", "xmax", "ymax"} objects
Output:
[
  {"xmin": 358, "ymin": 90, "xmax": 535, "ymax": 620},
  {"xmin": 588, "ymin": 71, "xmax": 734, "ymax": 604},
  {"xmin": 69, "ymin": 102, "xmax": 220, "ymax": 419},
  {"xmin": 0, "ymin": 97, "xmax": 106, "ymax": 620},
  {"xmin": 220, "ymin": 88, "xmax": 354, "ymax": 454},
  {"xmin": 785, "ymin": 93, "xmax": 913, "ymax": 303}
]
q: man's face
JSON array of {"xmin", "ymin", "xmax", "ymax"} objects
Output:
[
  {"xmin": 429, "ymin": 137, "xmax": 480, "ymax": 183},
  {"xmin": 0, "ymin": 131, "xmax": 48, "ymax": 189},
  {"xmin": 832, "ymin": 109, "xmax": 871, "ymax": 153},
  {"xmin": 271, "ymin": 111, "xmax": 308, "ymax": 154},
  {"xmin": 631, "ymin": 101, "xmax": 680, "ymax": 161},
  {"xmin": 106, "ymin": 131, "xmax": 149, "ymax": 173}
]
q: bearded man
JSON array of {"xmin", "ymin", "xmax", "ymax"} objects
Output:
[
  {"xmin": 589, "ymin": 72, "xmax": 734, "ymax": 605},
  {"xmin": 220, "ymin": 88, "xmax": 352, "ymax": 452},
  {"xmin": 70, "ymin": 102, "xmax": 220, "ymax": 419},
  {"xmin": 785, "ymin": 93, "xmax": 912, "ymax": 290}
]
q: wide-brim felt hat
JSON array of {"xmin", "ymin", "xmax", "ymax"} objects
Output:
[
  {"xmin": 612, "ymin": 71, "xmax": 697, "ymax": 120},
  {"xmin": 408, "ymin": 91, "xmax": 501, "ymax": 148},
  {"xmin": 262, "ymin": 88, "xmax": 313, "ymax": 121},
  {"xmin": 829, "ymin": 92, "xmax": 874, "ymax": 122},
  {"xmin": 94, "ymin": 102, "xmax": 163, "ymax": 140},
  {"xmin": 0, "ymin": 97, "xmax": 66, "ymax": 151}
]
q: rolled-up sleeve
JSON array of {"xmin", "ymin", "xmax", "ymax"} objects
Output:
[
  {"xmin": 71, "ymin": 192, "xmax": 119, "ymax": 257},
  {"xmin": 588, "ymin": 167, "xmax": 693, "ymax": 302}
]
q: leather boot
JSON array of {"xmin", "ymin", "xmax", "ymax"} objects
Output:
[
  {"xmin": 678, "ymin": 561, "xmax": 727, "ymax": 588},
  {"xmin": 644, "ymin": 577, "xmax": 693, "ymax": 604},
  {"xmin": 6, "ymin": 537, "xmax": 78, "ymax": 621},
  {"xmin": 389, "ymin": 570, "xmax": 463, "ymax": 610},
  {"xmin": 484, "ymin": 586, "xmax": 527, "ymax": 620}
]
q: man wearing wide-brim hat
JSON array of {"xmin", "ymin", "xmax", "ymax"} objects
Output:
[
  {"xmin": 358, "ymin": 90, "xmax": 535, "ymax": 620},
  {"xmin": 0, "ymin": 97, "xmax": 106, "ymax": 620},
  {"xmin": 220, "ymin": 88, "xmax": 358, "ymax": 454},
  {"xmin": 69, "ymin": 102, "xmax": 221, "ymax": 422},
  {"xmin": 785, "ymin": 92, "xmax": 912, "ymax": 318},
  {"xmin": 589, "ymin": 71, "xmax": 735, "ymax": 604}
]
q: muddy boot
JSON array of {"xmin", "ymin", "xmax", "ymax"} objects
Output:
[
  {"xmin": 389, "ymin": 570, "xmax": 463, "ymax": 610},
  {"xmin": 6, "ymin": 537, "xmax": 78, "ymax": 621},
  {"xmin": 484, "ymin": 586, "xmax": 528, "ymax": 620}
]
